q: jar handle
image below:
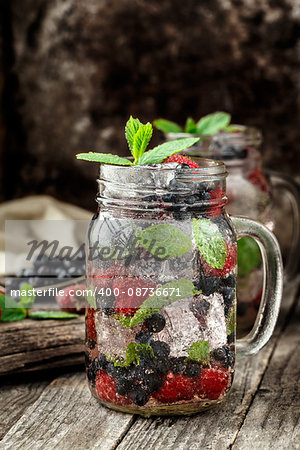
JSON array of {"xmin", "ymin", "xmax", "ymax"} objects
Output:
[
  {"xmin": 232, "ymin": 216, "xmax": 283, "ymax": 357},
  {"xmin": 268, "ymin": 171, "xmax": 300, "ymax": 280}
]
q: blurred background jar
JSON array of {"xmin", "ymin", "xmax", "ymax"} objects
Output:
[{"xmin": 165, "ymin": 125, "xmax": 300, "ymax": 334}]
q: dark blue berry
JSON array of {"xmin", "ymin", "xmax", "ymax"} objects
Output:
[
  {"xmin": 151, "ymin": 341, "xmax": 170, "ymax": 358},
  {"xmin": 184, "ymin": 361, "xmax": 201, "ymax": 378},
  {"xmin": 220, "ymin": 275, "xmax": 235, "ymax": 288},
  {"xmin": 220, "ymin": 287, "xmax": 235, "ymax": 316},
  {"xmin": 176, "ymin": 163, "xmax": 191, "ymax": 169},
  {"xmin": 135, "ymin": 331, "xmax": 153, "ymax": 345},
  {"xmin": 145, "ymin": 313, "xmax": 166, "ymax": 333},
  {"xmin": 143, "ymin": 195, "xmax": 158, "ymax": 202},
  {"xmin": 129, "ymin": 389, "xmax": 150, "ymax": 406},
  {"xmin": 169, "ymin": 357, "xmax": 186, "ymax": 374}
]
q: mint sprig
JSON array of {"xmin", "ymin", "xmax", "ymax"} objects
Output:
[
  {"xmin": 154, "ymin": 111, "xmax": 231, "ymax": 135},
  {"xmin": 76, "ymin": 116, "xmax": 200, "ymax": 166},
  {"xmin": 137, "ymin": 224, "xmax": 192, "ymax": 259},
  {"xmin": 192, "ymin": 218, "xmax": 227, "ymax": 269},
  {"xmin": 107, "ymin": 342, "xmax": 154, "ymax": 367},
  {"xmin": 187, "ymin": 340, "xmax": 210, "ymax": 364}
]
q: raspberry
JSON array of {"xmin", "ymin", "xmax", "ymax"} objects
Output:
[
  {"xmin": 86, "ymin": 308, "xmax": 97, "ymax": 342},
  {"xmin": 56, "ymin": 284, "xmax": 86, "ymax": 313},
  {"xmin": 196, "ymin": 367, "xmax": 229, "ymax": 400},
  {"xmin": 248, "ymin": 168, "xmax": 270, "ymax": 193},
  {"xmin": 152, "ymin": 371, "xmax": 196, "ymax": 402},
  {"xmin": 207, "ymin": 185, "xmax": 226, "ymax": 217},
  {"xmin": 201, "ymin": 242, "xmax": 237, "ymax": 278},
  {"xmin": 163, "ymin": 154, "xmax": 200, "ymax": 168},
  {"xmin": 95, "ymin": 370, "xmax": 131, "ymax": 406},
  {"xmin": 113, "ymin": 278, "xmax": 156, "ymax": 317}
]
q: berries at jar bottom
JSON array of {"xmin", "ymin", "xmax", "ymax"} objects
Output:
[
  {"xmin": 95, "ymin": 370, "xmax": 132, "ymax": 406},
  {"xmin": 196, "ymin": 368, "xmax": 230, "ymax": 400}
]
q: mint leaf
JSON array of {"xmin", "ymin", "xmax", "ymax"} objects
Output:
[
  {"xmin": 187, "ymin": 340, "xmax": 210, "ymax": 364},
  {"xmin": 185, "ymin": 117, "xmax": 197, "ymax": 133},
  {"xmin": 192, "ymin": 218, "xmax": 227, "ymax": 269},
  {"xmin": 125, "ymin": 116, "xmax": 142, "ymax": 153},
  {"xmin": 138, "ymin": 137, "xmax": 200, "ymax": 165},
  {"xmin": 153, "ymin": 119, "xmax": 183, "ymax": 133},
  {"xmin": 29, "ymin": 311, "xmax": 79, "ymax": 320},
  {"xmin": 137, "ymin": 224, "xmax": 192, "ymax": 259},
  {"xmin": 18, "ymin": 283, "xmax": 36, "ymax": 309},
  {"xmin": 0, "ymin": 293, "xmax": 26, "ymax": 322},
  {"xmin": 132, "ymin": 122, "xmax": 153, "ymax": 161},
  {"xmin": 76, "ymin": 153, "xmax": 132, "ymax": 165},
  {"xmin": 196, "ymin": 112, "xmax": 231, "ymax": 135},
  {"xmin": 117, "ymin": 279, "xmax": 194, "ymax": 328},
  {"xmin": 238, "ymin": 237, "xmax": 261, "ymax": 276},
  {"xmin": 108, "ymin": 342, "xmax": 154, "ymax": 367}
]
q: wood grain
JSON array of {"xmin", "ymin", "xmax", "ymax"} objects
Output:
[
  {"xmin": 232, "ymin": 300, "xmax": 300, "ymax": 450},
  {"xmin": 0, "ymin": 379, "xmax": 50, "ymax": 439},
  {"xmin": 0, "ymin": 372, "xmax": 134, "ymax": 450},
  {"xmin": 0, "ymin": 317, "xmax": 85, "ymax": 375}
]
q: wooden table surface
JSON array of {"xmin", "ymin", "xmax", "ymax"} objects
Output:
[{"xmin": 0, "ymin": 279, "xmax": 299, "ymax": 450}]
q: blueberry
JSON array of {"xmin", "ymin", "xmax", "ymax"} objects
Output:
[
  {"xmin": 211, "ymin": 346, "xmax": 235, "ymax": 368},
  {"xmin": 115, "ymin": 377, "xmax": 133, "ymax": 396},
  {"xmin": 237, "ymin": 302, "xmax": 248, "ymax": 317},
  {"xmin": 168, "ymin": 178, "xmax": 187, "ymax": 191},
  {"xmin": 185, "ymin": 195, "xmax": 198, "ymax": 205},
  {"xmin": 173, "ymin": 210, "xmax": 190, "ymax": 221},
  {"xmin": 220, "ymin": 287, "xmax": 235, "ymax": 315},
  {"xmin": 195, "ymin": 273, "xmax": 219, "ymax": 296},
  {"xmin": 135, "ymin": 331, "xmax": 153, "ymax": 345},
  {"xmin": 176, "ymin": 163, "xmax": 191, "ymax": 170},
  {"xmin": 143, "ymin": 195, "xmax": 158, "ymax": 202},
  {"xmin": 162, "ymin": 194, "xmax": 177, "ymax": 203},
  {"xmin": 184, "ymin": 361, "xmax": 201, "ymax": 378},
  {"xmin": 145, "ymin": 314, "xmax": 166, "ymax": 333},
  {"xmin": 143, "ymin": 372, "xmax": 163, "ymax": 393}
]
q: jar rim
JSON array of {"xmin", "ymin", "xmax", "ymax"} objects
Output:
[
  {"xmin": 100, "ymin": 157, "xmax": 227, "ymax": 176},
  {"xmin": 166, "ymin": 125, "xmax": 262, "ymax": 147}
]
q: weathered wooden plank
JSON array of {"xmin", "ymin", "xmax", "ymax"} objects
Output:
[
  {"xmin": 115, "ymin": 279, "xmax": 299, "ymax": 450},
  {"xmin": 0, "ymin": 378, "xmax": 50, "ymax": 439},
  {"xmin": 232, "ymin": 300, "xmax": 300, "ymax": 450},
  {"xmin": 0, "ymin": 317, "xmax": 85, "ymax": 375},
  {"xmin": 0, "ymin": 372, "xmax": 134, "ymax": 450}
]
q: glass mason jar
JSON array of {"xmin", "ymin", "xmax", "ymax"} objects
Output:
[
  {"xmin": 85, "ymin": 160, "xmax": 282, "ymax": 416},
  {"xmin": 166, "ymin": 127, "xmax": 300, "ymax": 333}
]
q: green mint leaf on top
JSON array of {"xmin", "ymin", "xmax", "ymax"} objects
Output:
[
  {"xmin": 29, "ymin": 311, "xmax": 79, "ymax": 320},
  {"xmin": 196, "ymin": 112, "xmax": 231, "ymax": 135},
  {"xmin": 18, "ymin": 283, "xmax": 36, "ymax": 310},
  {"xmin": 187, "ymin": 340, "xmax": 210, "ymax": 364},
  {"xmin": 125, "ymin": 116, "xmax": 153, "ymax": 162},
  {"xmin": 192, "ymin": 218, "xmax": 227, "ymax": 269},
  {"xmin": 185, "ymin": 117, "xmax": 197, "ymax": 134},
  {"xmin": 117, "ymin": 278, "xmax": 194, "ymax": 328},
  {"xmin": 76, "ymin": 153, "xmax": 132, "ymax": 165},
  {"xmin": 0, "ymin": 292, "xmax": 27, "ymax": 322},
  {"xmin": 125, "ymin": 116, "xmax": 142, "ymax": 152},
  {"xmin": 137, "ymin": 224, "xmax": 192, "ymax": 259},
  {"xmin": 108, "ymin": 342, "xmax": 154, "ymax": 367},
  {"xmin": 138, "ymin": 137, "xmax": 200, "ymax": 165},
  {"xmin": 132, "ymin": 122, "xmax": 153, "ymax": 161},
  {"xmin": 238, "ymin": 237, "xmax": 261, "ymax": 276},
  {"xmin": 153, "ymin": 119, "xmax": 183, "ymax": 134}
]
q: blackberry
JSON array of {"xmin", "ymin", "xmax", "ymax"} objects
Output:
[
  {"xmin": 98, "ymin": 354, "xmax": 108, "ymax": 370},
  {"xmin": 168, "ymin": 178, "xmax": 187, "ymax": 191},
  {"xmin": 135, "ymin": 330, "xmax": 153, "ymax": 345},
  {"xmin": 220, "ymin": 275, "xmax": 235, "ymax": 288},
  {"xmin": 169, "ymin": 357, "xmax": 186, "ymax": 374},
  {"xmin": 173, "ymin": 210, "xmax": 191, "ymax": 221},
  {"xmin": 106, "ymin": 363, "xmax": 127, "ymax": 379},
  {"xmin": 190, "ymin": 296, "xmax": 210, "ymax": 319},
  {"xmin": 87, "ymin": 357, "xmax": 101, "ymax": 386},
  {"xmin": 185, "ymin": 195, "xmax": 198, "ymax": 205},
  {"xmin": 145, "ymin": 313, "xmax": 166, "ymax": 333},
  {"xmin": 194, "ymin": 272, "xmax": 219, "ymax": 296},
  {"xmin": 184, "ymin": 361, "xmax": 201, "ymax": 378},
  {"xmin": 115, "ymin": 377, "xmax": 134, "ymax": 396},
  {"xmin": 162, "ymin": 194, "xmax": 177, "ymax": 203},
  {"xmin": 220, "ymin": 287, "xmax": 235, "ymax": 316},
  {"xmin": 151, "ymin": 341, "xmax": 170, "ymax": 358},
  {"xmin": 129, "ymin": 388, "xmax": 150, "ymax": 406}
]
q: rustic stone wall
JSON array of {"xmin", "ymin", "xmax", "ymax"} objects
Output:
[{"xmin": 1, "ymin": 0, "xmax": 300, "ymax": 209}]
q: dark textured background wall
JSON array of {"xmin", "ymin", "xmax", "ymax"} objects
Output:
[{"xmin": 1, "ymin": 0, "xmax": 300, "ymax": 210}]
